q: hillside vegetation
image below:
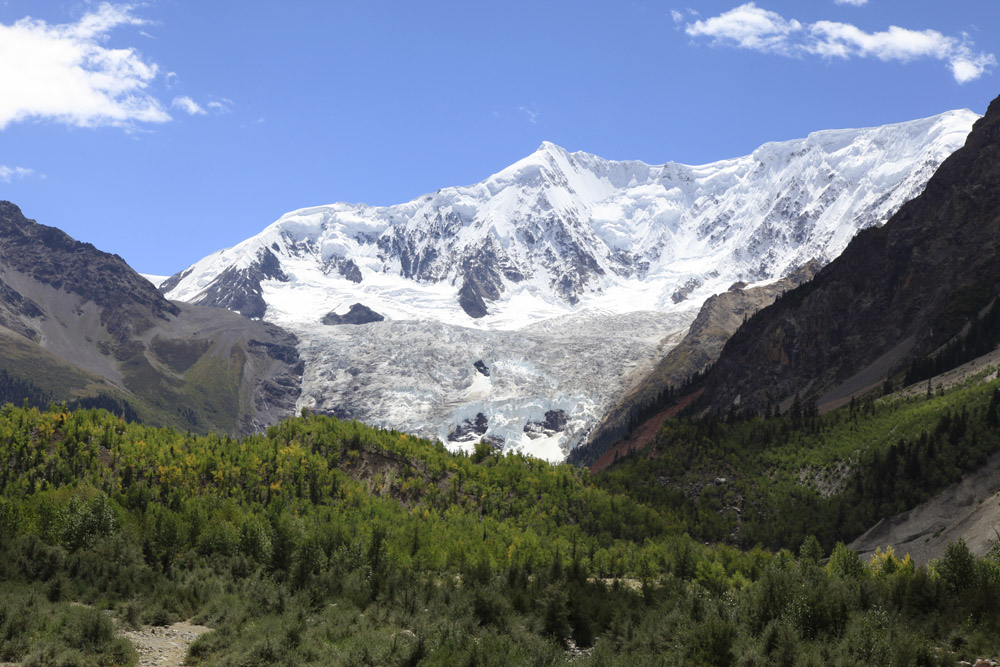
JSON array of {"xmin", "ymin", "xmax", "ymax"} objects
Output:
[
  {"xmin": 0, "ymin": 401, "xmax": 998, "ymax": 665},
  {"xmin": 600, "ymin": 367, "xmax": 1000, "ymax": 553}
]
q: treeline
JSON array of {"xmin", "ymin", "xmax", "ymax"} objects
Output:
[
  {"xmin": 0, "ymin": 367, "xmax": 139, "ymax": 422},
  {"xmin": 0, "ymin": 368, "xmax": 50, "ymax": 408},
  {"xmin": 67, "ymin": 393, "xmax": 140, "ymax": 423},
  {"xmin": 905, "ymin": 298, "xmax": 1000, "ymax": 386}
]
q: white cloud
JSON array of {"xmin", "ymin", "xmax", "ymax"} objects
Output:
[
  {"xmin": 0, "ymin": 165, "xmax": 33, "ymax": 182},
  {"xmin": 684, "ymin": 3, "xmax": 996, "ymax": 83},
  {"xmin": 949, "ymin": 50, "xmax": 997, "ymax": 84},
  {"xmin": 0, "ymin": 3, "xmax": 170, "ymax": 130},
  {"xmin": 685, "ymin": 4, "xmax": 802, "ymax": 55},
  {"xmin": 172, "ymin": 96, "xmax": 205, "ymax": 115},
  {"xmin": 834, "ymin": 0, "xmax": 868, "ymax": 5},
  {"xmin": 519, "ymin": 105, "xmax": 538, "ymax": 124},
  {"xmin": 671, "ymin": 10, "xmax": 684, "ymax": 24}
]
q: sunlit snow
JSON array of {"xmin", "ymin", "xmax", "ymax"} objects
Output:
[{"xmin": 163, "ymin": 109, "xmax": 978, "ymax": 461}]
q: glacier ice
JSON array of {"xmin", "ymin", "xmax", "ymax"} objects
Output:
[{"xmin": 162, "ymin": 109, "xmax": 978, "ymax": 461}]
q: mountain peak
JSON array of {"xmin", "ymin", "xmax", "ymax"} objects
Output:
[
  {"xmin": 534, "ymin": 140, "xmax": 567, "ymax": 155},
  {"xmin": 0, "ymin": 201, "xmax": 23, "ymax": 216},
  {"xmin": 160, "ymin": 110, "xmax": 977, "ymax": 461}
]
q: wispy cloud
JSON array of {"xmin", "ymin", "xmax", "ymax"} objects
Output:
[
  {"xmin": 206, "ymin": 98, "xmax": 233, "ymax": 114},
  {"xmin": 172, "ymin": 95, "xmax": 232, "ymax": 116},
  {"xmin": 172, "ymin": 96, "xmax": 205, "ymax": 115},
  {"xmin": 519, "ymin": 105, "xmax": 538, "ymax": 124},
  {"xmin": 685, "ymin": 3, "xmax": 995, "ymax": 83},
  {"xmin": 835, "ymin": 0, "xmax": 868, "ymax": 5},
  {"xmin": 0, "ymin": 3, "xmax": 170, "ymax": 129},
  {"xmin": 0, "ymin": 165, "xmax": 33, "ymax": 182},
  {"xmin": 671, "ymin": 8, "xmax": 699, "ymax": 28}
]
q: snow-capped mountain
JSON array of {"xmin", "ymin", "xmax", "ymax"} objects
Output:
[{"xmin": 163, "ymin": 109, "xmax": 977, "ymax": 460}]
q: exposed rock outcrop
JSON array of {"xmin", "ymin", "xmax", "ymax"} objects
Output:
[{"xmin": 322, "ymin": 303, "xmax": 384, "ymax": 326}]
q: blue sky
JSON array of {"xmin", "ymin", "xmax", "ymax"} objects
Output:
[{"xmin": 0, "ymin": 1, "xmax": 997, "ymax": 275}]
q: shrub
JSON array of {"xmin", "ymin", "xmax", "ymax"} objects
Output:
[
  {"xmin": 799, "ymin": 535, "xmax": 824, "ymax": 565},
  {"xmin": 935, "ymin": 539, "xmax": 977, "ymax": 595},
  {"xmin": 689, "ymin": 612, "xmax": 736, "ymax": 667},
  {"xmin": 58, "ymin": 494, "xmax": 117, "ymax": 552},
  {"xmin": 826, "ymin": 542, "xmax": 865, "ymax": 579},
  {"xmin": 239, "ymin": 514, "xmax": 273, "ymax": 563}
]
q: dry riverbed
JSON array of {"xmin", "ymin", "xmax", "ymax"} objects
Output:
[{"xmin": 121, "ymin": 621, "xmax": 212, "ymax": 667}]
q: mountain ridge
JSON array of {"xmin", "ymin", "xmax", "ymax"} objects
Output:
[
  {"xmin": 0, "ymin": 202, "xmax": 303, "ymax": 436},
  {"xmin": 159, "ymin": 109, "xmax": 977, "ymax": 460},
  {"xmin": 162, "ymin": 109, "xmax": 977, "ymax": 328},
  {"xmin": 699, "ymin": 96, "xmax": 1000, "ymax": 416}
]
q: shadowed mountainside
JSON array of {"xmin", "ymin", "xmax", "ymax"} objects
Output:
[
  {"xmin": 699, "ymin": 95, "xmax": 1000, "ymax": 416},
  {"xmin": 570, "ymin": 260, "xmax": 820, "ymax": 467},
  {"xmin": 0, "ymin": 201, "xmax": 302, "ymax": 435}
]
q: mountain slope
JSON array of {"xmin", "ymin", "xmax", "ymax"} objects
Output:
[
  {"xmin": 0, "ymin": 202, "xmax": 302, "ymax": 435},
  {"xmin": 161, "ymin": 110, "xmax": 977, "ymax": 459},
  {"xmin": 571, "ymin": 260, "xmax": 821, "ymax": 467},
  {"xmin": 700, "ymin": 96, "xmax": 1000, "ymax": 416},
  {"xmin": 164, "ymin": 110, "xmax": 975, "ymax": 327}
]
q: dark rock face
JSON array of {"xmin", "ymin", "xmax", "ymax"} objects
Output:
[
  {"xmin": 321, "ymin": 255, "xmax": 364, "ymax": 284},
  {"xmin": 321, "ymin": 303, "xmax": 384, "ymax": 326},
  {"xmin": 524, "ymin": 409, "xmax": 569, "ymax": 439},
  {"xmin": 474, "ymin": 360, "xmax": 490, "ymax": 377},
  {"xmin": 458, "ymin": 279, "xmax": 490, "ymax": 318},
  {"xmin": 543, "ymin": 409, "xmax": 568, "ymax": 431},
  {"xmin": 0, "ymin": 278, "xmax": 44, "ymax": 341},
  {"xmin": 456, "ymin": 236, "xmax": 524, "ymax": 318},
  {"xmin": 0, "ymin": 201, "xmax": 179, "ymax": 344},
  {"xmin": 338, "ymin": 258, "xmax": 363, "ymax": 284},
  {"xmin": 702, "ymin": 95, "xmax": 1000, "ymax": 415},
  {"xmin": 671, "ymin": 278, "xmax": 703, "ymax": 304},
  {"xmin": 448, "ymin": 413, "xmax": 489, "ymax": 442},
  {"xmin": 377, "ymin": 224, "xmax": 448, "ymax": 282},
  {"xmin": 186, "ymin": 248, "xmax": 288, "ymax": 319},
  {"xmin": 248, "ymin": 337, "xmax": 301, "ymax": 365}
]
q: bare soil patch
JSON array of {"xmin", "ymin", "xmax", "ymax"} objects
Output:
[{"xmin": 589, "ymin": 389, "xmax": 703, "ymax": 472}]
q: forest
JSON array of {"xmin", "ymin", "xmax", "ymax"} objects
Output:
[{"xmin": 0, "ymin": 367, "xmax": 998, "ymax": 665}]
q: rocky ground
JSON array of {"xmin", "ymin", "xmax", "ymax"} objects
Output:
[
  {"xmin": 120, "ymin": 621, "xmax": 212, "ymax": 667},
  {"xmin": 849, "ymin": 357, "xmax": 1000, "ymax": 565},
  {"xmin": 0, "ymin": 617, "xmax": 212, "ymax": 667},
  {"xmin": 850, "ymin": 448, "xmax": 1000, "ymax": 565}
]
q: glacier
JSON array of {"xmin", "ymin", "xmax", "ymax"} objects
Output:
[{"xmin": 162, "ymin": 109, "xmax": 978, "ymax": 461}]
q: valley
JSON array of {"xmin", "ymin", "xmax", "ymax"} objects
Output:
[{"xmin": 4, "ymin": 0, "xmax": 1000, "ymax": 664}]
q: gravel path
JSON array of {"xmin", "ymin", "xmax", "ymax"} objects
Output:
[{"xmin": 121, "ymin": 621, "xmax": 212, "ymax": 667}]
